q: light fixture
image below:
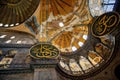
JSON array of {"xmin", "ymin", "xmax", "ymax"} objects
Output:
[
  {"xmin": 0, "ymin": 23, "xmax": 3, "ymax": 27},
  {"xmin": 78, "ymin": 42, "xmax": 84, "ymax": 47},
  {"xmin": 15, "ymin": 23, "xmax": 19, "ymax": 26},
  {"xmin": 0, "ymin": 35, "xmax": 7, "ymax": 38},
  {"xmin": 5, "ymin": 40, "xmax": 11, "ymax": 43},
  {"xmin": 83, "ymin": 35, "xmax": 88, "ymax": 40},
  {"xmin": 59, "ymin": 22, "xmax": 64, "ymax": 27},
  {"xmin": 10, "ymin": 24, "xmax": 14, "ymax": 27},
  {"xmin": 16, "ymin": 40, "xmax": 22, "ymax": 44},
  {"xmin": 4, "ymin": 24, "xmax": 9, "ymax": 27},
  {"xmin": 72, "ymin": 46, "xmax": 77, "ymax": 51},
  {"xmin": 10, "ymin": 36, "xmax": 15, "ymax": 39}
]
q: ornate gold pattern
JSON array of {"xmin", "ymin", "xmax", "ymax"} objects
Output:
[
  {"xmin": 30, "ymin": 43, "xmax": 59, "ymax": 59},
  {"xmin": 92, "ymin": 12, "xmax": 120, "ymax": 37},
  {"xmin": 52, "ymin": 26, "xmax": 88, "ymax": 53}
]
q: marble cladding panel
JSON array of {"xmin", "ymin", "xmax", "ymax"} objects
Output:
[{"xmin": 0, "ymin": 73, "xmax": 34, "ymax": 80}]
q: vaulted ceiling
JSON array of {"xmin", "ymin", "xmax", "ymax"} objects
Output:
[{"xmin": 0, "ymin": 0, "xmax": 119, "ymax": 79}]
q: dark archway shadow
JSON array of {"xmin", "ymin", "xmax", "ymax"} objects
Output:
[{"xmin": 114, "ymin": 64, "xmax": 120, "ymax": 79}]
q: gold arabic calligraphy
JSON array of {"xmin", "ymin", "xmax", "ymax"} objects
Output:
[
  {"xmin": 92, "ymin": 12, "xmax": 119, "ymax": 36},
  {"xmin": 97, "ymin": 15, "xmax": 117, "ymax": 35},
  {"xmin": 30, "ymin": 44, "xmax": 59, "ymax": 59}
]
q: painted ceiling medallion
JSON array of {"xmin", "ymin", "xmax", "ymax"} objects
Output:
[{"xmin": 0, "ymin": 0, "xmax": 40, "ymax": 27}]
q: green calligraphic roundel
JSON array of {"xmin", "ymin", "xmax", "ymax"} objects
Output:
[
  {"xmin": 29, "ymin": 43, "xmax": 60, "ymax": 59},
  {"xmin": 92, "ymin": 12, "xmax": 120, "ymax": 37}
]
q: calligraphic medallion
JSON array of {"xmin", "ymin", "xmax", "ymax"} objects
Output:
[
  {"xmin": 29, "ymin": 43, "xmax": 59, "ymax": 59},
  {"xmin": 92, "ymin": 12, "xmax": 120, "ymax": 37}
]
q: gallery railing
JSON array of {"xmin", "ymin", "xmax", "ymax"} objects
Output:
[{"xmin": 0, "ymin": 63, "xmax": 30, "ymax": 69}]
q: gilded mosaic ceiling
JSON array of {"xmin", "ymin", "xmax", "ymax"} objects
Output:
[
  {"xmin": 0, "ymin": 0, "xmax": 119, "ymax": 79},
  {"xmin": 8, "ymin": 0, "xmax": 92, "ymax": 53},
  {"xmin": 0, "ymin": 0, "xmax": 117, "ymax": 53}
]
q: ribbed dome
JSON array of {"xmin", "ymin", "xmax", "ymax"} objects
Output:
[{"xmin": 0, "ymin": 0, "xmax": 40, "ymax": 27}]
